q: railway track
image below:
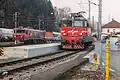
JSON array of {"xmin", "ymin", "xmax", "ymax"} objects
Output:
[
  {"xmin": 0, "ymin": 46, "xmax": 94, "ymax": 79},
  {"xmin": 0, "ymin": 50, "xmax": 65, "ymax": 71},
  {"xmin": 0, "ymin": 50, "xmax": 64, "ymax": 64}
]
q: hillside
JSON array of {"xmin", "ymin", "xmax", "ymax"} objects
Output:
[{"xmin": 0, "ymin": 0, "xmax": 58, "ymax": 31}]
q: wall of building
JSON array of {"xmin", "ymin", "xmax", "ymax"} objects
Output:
[{"xmin": 102, "ymin": 28, "xmax": 120, "ymax": 34}]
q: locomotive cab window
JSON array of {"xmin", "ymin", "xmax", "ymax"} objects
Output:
[
  {"xmin": 73, "ymin": 19, "xmax": 88, "ymax": 27},
  {"xmin": 61, "ymin": 20, "xmax": 72, "ymax": 27}
]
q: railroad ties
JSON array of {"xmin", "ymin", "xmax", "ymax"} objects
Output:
[{"xmin": 0, "ymin": 45, "xmax": 94, "ymax": 80}]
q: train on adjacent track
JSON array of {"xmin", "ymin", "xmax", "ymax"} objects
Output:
[
  {"xmin": 13, "ymin": 27, "xmax": 61, "ymax": 44},
  {"xmin": 60, "ymin": 12, "xmax": 93, "ymax": 49},
  {"xmin": 13, "ymin": 27, "xmax": 46, "ymax": 44},
  {"xmin": 0, "ymin": 27, "xmax": 61, "ymax": 44}
]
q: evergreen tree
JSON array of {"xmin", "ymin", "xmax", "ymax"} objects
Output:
[{"xmin": 0, "ymin": 0, "xmax": 58, "ymax": 31}]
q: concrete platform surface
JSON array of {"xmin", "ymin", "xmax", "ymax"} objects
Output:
[
  {"xmin": 4, "ymin": 43, "xmax": 61, "ymax": 58},
  {"xmin": 5, "ymin": 43, "xmax": 61, "ymax": 49}
]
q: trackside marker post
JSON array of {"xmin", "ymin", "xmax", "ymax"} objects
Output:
[
  {"xmin": 106, "ymin": 39, "xmax": 110, "ymax": 80},
  {"xmin": 93, "ymin": 53, "xmax": 98, "ymax": 69}
]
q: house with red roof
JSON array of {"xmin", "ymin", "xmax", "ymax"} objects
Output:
[{"xmin": 102, "ymin": 19, "xmax": 120, "ymax": 34}]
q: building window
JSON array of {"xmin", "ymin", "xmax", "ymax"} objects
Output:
[{"xmin": 107, "ymin": 29, "xmax": 109, "ymax": 33}]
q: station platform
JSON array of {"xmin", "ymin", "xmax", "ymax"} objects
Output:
[{"xmin": 3, "ymin": 43, "xmax": 61, "ymax": 58}]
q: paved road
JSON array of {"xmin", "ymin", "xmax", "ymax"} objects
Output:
[{"xmin": 94, "ymin": 40, "xmax": 120, "ymax": 75}]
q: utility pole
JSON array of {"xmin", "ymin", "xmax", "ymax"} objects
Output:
[
  {"xmin": 98, "ymin": 0, "xmax": 102, "ymax": 40},
  {"xmin": 92, "ymin": 16, "xmax": 94, "ymax": 31},
  {"xmin": 14, "ymin": 12, "xmax": 17, "ymax": 44},
  {"xmin": 98, "ymin": 0, "xmax": 102, "ymax": 68},
  {"xmin": 39, "ymin": 19, "xmax": 41, "ymax": 30},
  {"xmin": 88, "ymin": 0, "xmax": 91, "ymax": 22}
]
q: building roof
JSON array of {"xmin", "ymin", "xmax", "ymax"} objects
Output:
[{"xmin": 102, "ymin": 19, "xmax": 120, "ymax": 28}]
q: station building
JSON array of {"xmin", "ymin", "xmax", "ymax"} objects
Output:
[{"xmin": 102, "ymin": 19, "xmax": 120, "ymax": 35}]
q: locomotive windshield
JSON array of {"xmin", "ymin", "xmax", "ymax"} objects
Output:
[
  {"xmin": 61, "ymin": 19, "xmax": 88, "ymax": 27},
  {"xmin": 74, "ymin": 21, "xmax": 83, "ymax": 27},
  {"xmin": 15, "ymin": 30, "xmax": 26, "ymax": 33},
  {"xmin": 74, "ymin": 20, "xmax": 88, "ymax": 27}
]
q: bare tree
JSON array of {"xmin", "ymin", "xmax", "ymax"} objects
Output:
[{"xmin": 53, "ymin": 7, "xmax": 71, "ymax": 27}]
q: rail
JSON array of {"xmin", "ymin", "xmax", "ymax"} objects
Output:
[{"xmin": 0, "ymin": 46, "xmax": 94, "ymax": 78}]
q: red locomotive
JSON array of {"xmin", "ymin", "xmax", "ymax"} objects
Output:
[
  {"xmin": 61, "ymin": 13, "xmax": 93, "ymax": 49},
  {"xmin": 13, "ymin": 27, "xmax": 61, "ymax": 44},
  {"xmin": 13, "ymin": 27, "xmax": 46, "ymax": 44}
]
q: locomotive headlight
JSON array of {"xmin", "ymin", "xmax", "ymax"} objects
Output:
[
  {"xmin": 61, "ymin": 30, "xmax": 65, "ymax": 32},
  {"xmin": 14, "ymin": 35, "xmax": 16, "ymax": 38},
  {"xmin": 63, "ymin": 33, "xmax": 67, "ymax": 36},
  {"xmin": 78, "ymin": 33, "xmax": 82, "ymax": 36}
]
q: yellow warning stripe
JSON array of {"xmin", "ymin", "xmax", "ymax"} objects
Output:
[
  {"xmin": 0, "ymin": 49, "xmax": 4, "ymax": 51},
  {"xmin": 0, "ymin": 50, "xmax": 4, "ymax": 52},
  {"xmin": 0, "ymin": 48, "xmax": 4, "ymax": 56},
  {"xmin": 0, "ymin": 48, "xmax": 4, "ymax": 50}
]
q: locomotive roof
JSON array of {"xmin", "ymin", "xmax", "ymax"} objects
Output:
[
  {"xmin": 0, "ymin": 28, "xmax": 13, "ymax": 33},
  {"xmin": 61, "ymin": 15, "xmax": 87, "ymax": 21},
  {"xmin": 61, "ymin": 18, "xmax": 87, "ymax": 21},
  {"xmin": 71, "ymin": 12, "xmax": 87, "ymax": 21},
  {"xmin": 14, "ymin": 28, "xmax": 46, "ymax": 32},
  {"xmin": 0, "ymin": 28, "xmax": 13, "ymax": 30}
]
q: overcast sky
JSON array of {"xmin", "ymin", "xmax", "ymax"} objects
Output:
[{"xmin": 51, "ymin": 0, "xmax": 120, "ymax": 24}]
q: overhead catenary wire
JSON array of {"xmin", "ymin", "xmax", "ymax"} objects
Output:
[{"xmin": 77, "ymin": 0, "xmax": 89, "ymax": 12}]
